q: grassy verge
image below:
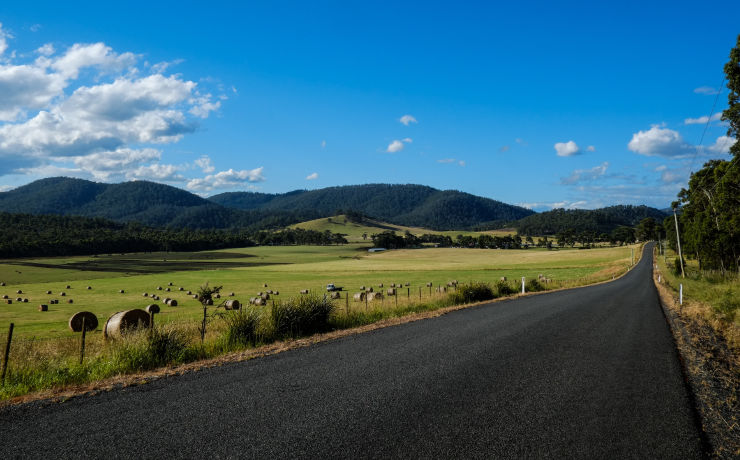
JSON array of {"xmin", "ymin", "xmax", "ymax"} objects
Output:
[{"xmin": 653, "ymin": 249, "xmax": 739, "ymax": 458}]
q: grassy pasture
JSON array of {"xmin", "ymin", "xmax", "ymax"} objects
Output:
[
  {"xmin": 0, "ymin": 243, "xmax": 637, "ymax": 339},
  {"xmin": 291, "ymin": 215, "xmax": 514, "ymax": 242}
]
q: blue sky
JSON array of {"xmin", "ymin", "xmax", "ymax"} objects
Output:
[{"xmin": 0, "ymin": 1, "xmax": 737, "ymax": 210}]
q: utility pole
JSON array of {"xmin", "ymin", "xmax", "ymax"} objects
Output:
[{"xmin": 673, "ymin": 208, "xmax": 685, "ymax": 279}]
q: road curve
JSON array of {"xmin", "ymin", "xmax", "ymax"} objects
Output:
[{"xmin": 0, "ymin": 243, "xmax": 704, "ymax": 458}]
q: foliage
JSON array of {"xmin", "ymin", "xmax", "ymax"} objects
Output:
[
  {"xmin": 222, "ymin": 307, "xmax": 262, "ymax": 348},
  {"xmin": 112, "ymin": 327, "xmax": 189, "ymax": 371},
  {"xmin": 449, "ymin": 282, "xmax": 496, "ymax": 303},
  {"xmin": 270, "ymin": 293, "xmax": 335, "ymax": 338},
  {"xmin": 723, "ymin": 34, "xmax": 740, "ymax": 159},
  {"xmin": 495, "ymin": 280, "xmax": 516, "ymax": 296},
  {"xmin": 525, "ymin": 278, "xmax": 545, "ymax": 292},
  {"xmin": 197, "ymin": 283, "xmax": 223, "ymax": 343},
  {"xmin": 515, "ymin": 205, "xmax": 667, "ymax": 236},
  {"xmin": 713, "ymin": 289, "xmax": 739, "ymax": 324}
]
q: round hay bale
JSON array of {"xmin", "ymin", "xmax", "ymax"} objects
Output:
[
  {"xmin": 5, "ymin": 299, "xmax": 11, "ymax": 304},
  {"xmin": 263, "ymin": 283, "xmax": 268, "ymax": 287},
  {"xmin": 69, "ymin": 311, "xmax": 98, "ymax": 332},
  {"xmin": 330, "ymin": 291, "xmax": 341, "ymax": 299},
  {"xmin": 16, "ymin": 290, "xmax": 22, "ymax": 294},
  {"xmin": 103, "ymin": 309, "xmax": 150, "ymax": 339},
  {"xmin": 38, "ymin": 304, "xmax": 48, "ymax": 312},
  {"xmin": 67, "ymin": 299, "xmax": 73, "ymax": 304},
  {"xmin": 273, "ymin": 291, "xmax": 279, "ymax": 296},
  {"xmin": 366, "ymin": 287, "xmax": 374, "ymax": 293},
  {"xmin": 426, "ymin": 282, "xmax": 433, "ymax": 287},
  {"xmin": 360, "ymin": 285, "xmax": 365, "ymax": 290},
  {"xmin": 353, "ymin": 292, "xmax": 366, "ymax": 302},
  {"xmin": 386, "ymin": 288, "xmax": 396, "ymax": 296},
  {"xmin": 215, "ymin": 293, "xmax": 221, "ymax": 299},
  {"xmin": 119, "ymin": 289, "xmax": 125, "ymax": 293},
  {"xmin": 230, "ymin": 292, "xmax": 235, "ymax": 296},
  {"xmin": 179, "ymin": 287, "xmax": 184, "ymax": 291},
  {"xmin": 187, "ymin": 291, "xmax": 192, "ymax": 295},
  {"xmin": 163, "ymin": 297, "xmax": 171, "ymax": 304},
  {"xmin": 390, "ymin": 283, "xmax": 396, "ymax": 288},
  {"xmin": 192, "ymin": 294, "xmax": 199, "ymax": 299},
  {"xmin": 166, "ymin": 287, "xmax": 171, "ymax": 292},
  {"xmin": 87, "ymin": 286, "xmax": 92, "ymax": 290},
  {"xmin": 405, "ymin": 283, "xmax": 410, "ymax": 286},
  {"xmin": 0, "ymin": 282, "xmax": 4, "ymax": 286},
  {"xmin": 257, "ymin": 291, "xmax": 263, "ymax": 296},
  {"xmin": 253, "ymin": 297, "xmax": 265, "ymax": 306},
  {"xmin": 61, "ymin": 292, "xmax": 66, "ymax": 296},
  {"xmin": 167, "ymin": 299, "xmax": 178, "ymax": 307},
  {"xmin": 153, "ymin": 295, "xmax": 160, "ymax": 301},
  {"xmin": 500, "ymin": 276, "xmax": 507, "ymax": 281},
  {"xmin": 224, "ymin": 299, "xmax": 241, "ymax": 310},
  {"xmin": 146, "ymin": 304, "xmax": 160, "ymax": 314},
  {"xmin": 368, "ymin": 292, "xmax": 383, "ymax": 301},
  {"xmin": 300, "ymin": 289, "xmax": 309, "ymax": 295},
  {"xmin": 168, "ymin": 282, "xmax": 173, "ymax": 286},
  {"xmin": 261, "ymin": 293, "xmax": 270, "ymax": 300},
  {"xmin": 143, "ymin": 292, "xmax": 148, "ymax": 297},
  {"xmin": 46, "ymin": 290, "xmax": 52, "ymax": 294},
  {"xmin": 157, "ymin": 286, "xmax": 162, "ymax": 290},
  {"xmin": 22, "ymin": 298, "xmax": 28, "ymax": 303},
  {"xmin": 15, "ymin": 297, "xmax": 22, "ymax": 302},
  {"xmin": 378, "ymin": 283, "xmax": 383, "ymax": 288},
  {"xmin": 66, "ymin": 285, "xmax": 71, "ymax": 289},
  {"xmin": 206, "ymin": 298, "xmax": 213, "ymax": 305},
  {"xmin": 1, "ymin": 295, "xmax": 6, "ymax": 299}
]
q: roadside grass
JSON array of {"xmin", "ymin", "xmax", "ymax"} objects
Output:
[{"xmin": 0, "ymin": 243, "xmax": 641, "ymax": 401}]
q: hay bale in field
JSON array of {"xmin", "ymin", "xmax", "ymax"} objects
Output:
[
  {"xmin": 166, "ymin": 287, "xmax": 171, "ymax": 292},
  {"xmin": 263, "ymin": 283, "xmax": 268, "ymax": 287},
  {"xmin": 224, "ymin": 299, "xmax": 241, "ymax": 310},
  {"xmin": 366, "ymin": 287, "xmax": 373, "ymax": 293},
  {"xmin": 500, "ymin": 276, "xmax": 507, "ymax": 281},
  {"xmin": 252, "ymin": 297, "xmax": 265, "ymax": 306},
  {"xmin": 378, "ymin": 283, "xmax": 383, "ymax": 288},
  {"xmin": 142, "ymin": 292, "xmax": 148, "ymax": 297},
  {"xmin": 104, "ymin": 309, "xmax": 150, "ymax": 339},
  {"xmin": 368, "ymin": 292, "xmax": 383, "ymax": 301},
  {"xmin": 15, "ymin": 297, "xmax": 22, "ymax": 302},
  {"xmin": 206, "ymin": 298, "xmax": 213, "ymax": 306},
  {"xmin": 1, "ymin": 295, "xmax": 6, "ymax": 299},
  {"xmin": 69, "ymin": 311, "xmax": 98, "ymax": 332},
  {"xmin": 386, "ymin": 288, "xmax": 396, "ymax": 296},
  {"xmin": 5, "ymin": 299, "xmax": 11, "ymax": 304},
  {"xmin": 157, "ymin": 286, "xmax": 162, "ymax": 290},
  {"xmin": 353, "ymin": 292, "xmax": 366, "ymax": 302},
  {"xmin": 426, "ymin": 282, "xmax": 432, "ymax": 287},
  {"xmin": 0, "ymin": 282, "xmax": 4, "ymax": 286},
  {"xmin": 153, "ymin": 295, "xmax": 160, "ymax": 300},
  {"xmin": 38, "ymin": 304, "xmax": 48, "ymax": 312},
  {"xmin": 257, "ymin": 292, "xmax": 263, "ymax": 296},
  {"xmin": 405, "ymin": 283, "xmax": 410, "ymax": 287},
  {"xmin": 87, "ymin": 286, "xmax": 92, "ymax": 290},
  {"xmin": 261, "ymin": 293, "xmax": 270, "ymax": 300},
  {"xmin": 167, "ymin": 299, "xmax": 178, "ymax": 307},
  {"xmin": 145, "ymin": 304, "xmax": 160, "ymax": 314},
  {"xmin": 60, "ymin": 292, "xmax": 66, "ymax": 296},
  {"xmin": 67, "ymin": 299, "xmax": 73, "ymax": 304},
  {"xmin": 46, "ymin": 290, "xmax": 52, "ymax": 294},
  {"xmin": 390, "ymin": 283, "xmax": 396, "ymax": 288},
  {"xmin": 50, "ymin": 299, "xmax": 57, "ymax": 304},
  {"xmin": 22, "ymin": 298, "xmax": 28, "ymax": 303},
  {"xmin": 215, "ymin": 294, "xmax": 221, "ymax": 299},
  {"xmin": 330, "ymin": 291, "xmax": 341, "ymax": 299},
  {"xmin": 273, "ymin": 291, "xmax": 279, "ymax": 296},
  {"xmin": 360, "ymin": 285, "xmax": 366, "ymax": 291},
  {"xmin": 179, "ymin": 287, "xmax": 184, "ymax": 291},
  {"xmin": 66, "ymin": 285, "xmax": 71, "ymax": 289},
  {"xmin": 168, "ymin": 282, "xmax": 173, "ymax": 286},
  {"xmin": 163, "ymin": 297, "xmax": 171, "ymax": 304},
  {"xmin": 187, "ymin": 291, "xmax": 192, "ymax": 295},
  {"xmin": 16, "ymin": 290, "xmax": 22, "ymax": 294},
  {"xmin": 300, "ymin": 289, "xmax": 309, "ymax": 295},
  {"xmin": 192, "ymin": 294, "xmax": 199, "ymax": 299},
  {"xmin": 538, "ymin": 274, "xmax": 544, "ymax": 279},
  {"xmin": 119, "ymin": 289, "xmax": 125, "ymax": 293},
  {"xmin": 230, "ymin": 292, "xmax": 236, "ymax": 296}
]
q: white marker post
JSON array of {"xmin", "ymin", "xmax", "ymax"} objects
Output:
[
  {"xmin": 680, "ymin": 284, "xmax": 683, "ymax": 306},
  {"xmin": 631, "ymin": 248, "xmax": 634, "ymax": 266},
  {"xmin": 521, "ymin": 277, "xmax": 525, "ymax": 294}
]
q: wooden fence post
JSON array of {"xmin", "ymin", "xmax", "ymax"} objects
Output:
[
  {"xmin": 1, "ymin": 323, "xmax": 13, "ymax": 383},
  {"xmin": 79, "ymin": 317, "xmax": 87, "ymax": 365}
]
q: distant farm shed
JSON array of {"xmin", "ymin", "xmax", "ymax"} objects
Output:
[{"xmin": 368, "ymin": 248, "xmax": 386, "ymax": 253}]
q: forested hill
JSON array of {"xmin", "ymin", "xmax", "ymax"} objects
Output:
[
  {"xmin": 209, "ymin": 184, "xmax": 535, "ymax": 230},
  {"xmin": 513, "ymin": 205, "xmax": 668, "ymax": 235}
]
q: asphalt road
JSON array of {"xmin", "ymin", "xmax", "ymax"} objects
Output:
[{"xmin": 0, "ymin": 243, "xmax": 705, "ymax": 458}]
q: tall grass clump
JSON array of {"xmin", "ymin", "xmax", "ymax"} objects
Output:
[
  {"xmin": 111, "ymin": 326, "xmax": 190, "ymax": 372},
  {"xmin": 713, "ymin": 289, "xmax": 739, "ymax": 324},
  {"xmin": 495, "ymin": 280, "xmax": 516, "ymax": 296},
  {"xmin": 271, "ymin": 293, "xmax": 335, "ymax": 338},
  {"xmin": 222, "ymin": 307, "xmax": 262, "ymax": 348},
  {"xmin": 525, "ymin": 278, "xmax": 545, "ymax": 292},
  {"xmin": 450, "ymin": 282, "xmax": 495, "ymax": 304}
]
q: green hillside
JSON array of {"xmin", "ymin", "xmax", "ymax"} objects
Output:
[{"xmin": 514, "ymin": 205, "xmax": 668, "ymax": 235}]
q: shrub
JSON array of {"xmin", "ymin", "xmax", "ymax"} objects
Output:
[
  {"xmin": 673, "ymin": 257, "xmax": 684, "ymax": 276},
  {"xmin": 495, "ymin": 280, "xmax": 515, "ymax": 296},
  {"xmin": 222, "ymin": 307, "xmax": 262, "ymax": 348},
  {"xmin": 111, "ymin": 326, "xmax": 189, "ymax": 372},
  {"xmin": 450, "ymin": 282, "xmax": 495, "ymax": 304},
  {"xmin": 271, "ymin": 294, "xmax": 335, "ymax": 338},
  {"xmin": 525, "ymin": 278, "xmax": 545, "ymax": 292},
  {"xmin": 713, "ymin": 290, "xmax": 739, "ymax": 324}
]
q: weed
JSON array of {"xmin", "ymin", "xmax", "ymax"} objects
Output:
[
  {"xmin": 713, "ymin": 290, "xmax": 739, "ymax": 324},
  {"xmin": 450, "ymin": 282, "xmax": 495, "ymax": 304},
  {"xmin": 222, "ymin": 307, "xmax": 262, "ymax": 348},
  {"xmin": 271, "ymin": 294, "xmax": 335, "ymax": 338},
  {"xmin": 495, "ymin": 280, "xmax": 515, "ymax": 296}
]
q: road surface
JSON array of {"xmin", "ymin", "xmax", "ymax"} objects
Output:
[{"xmin": 0, "ymin": 243, "xmax": 705, "ymax": 458}]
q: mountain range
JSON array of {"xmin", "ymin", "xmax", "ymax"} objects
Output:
[{"xmin": 0, "ymin": 177, "xmax": 668, "ymax": 233}]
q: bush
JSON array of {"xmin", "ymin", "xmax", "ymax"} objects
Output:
[
  {"xmin": 713, "ymin": 290, "xmax": 739, "ymax": 324},
  {"xmin": 112, "ymin": 326, "xmax": 189, "ymax": 372},
  {"xmin": 222, "ymin": 307, "xmax": 262, "ymax": 348},
  {"xmin": 271, "ymin": 294, "xmax": 335, "ymax": 338},
  {"xmin": 673, "ymin": 257, "xmax": 685, "ymax": 276},
  {"xmin": 525, "ymin": 278, "xmax": 545, "ymax": 292},
  {"xmin": 450, "ymin": 282, "xmax": 495, "ymax": 304},
  {"xmin": 495, "ymin": 280, "xmax": 515, "ymax": 296}
]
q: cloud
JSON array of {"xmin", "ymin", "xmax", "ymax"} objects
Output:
[
  {"xmin": 437, "ymin": 158, "xmax": 455, "ymax": 163},
  {"xmin": 705, "ymin": 135, "xmax": 736, "ymax": 155},
  {"xmin": 306, "ymin": 172, "xmax": 319, "ymax": 180},
  {"xmin": 554, "ymin": 140, "xmax": 580, "ymax": 157},
  {"xmin": 0, "ymin": 184, "xmax": 14, "ymax": 192},
  {"xmin": 684, "ymin": 113, "xmax": 722, "ymax": 125},
  {"xmin": 694, "ymin": 86, "xmax": 720, "ymax": 95},
  {"xmin": 627, "ymin": 125, "xmax": 693, "ymax": 157},
  {"xmin": 386, "ymin": 140, "xmax": 404, "ymax": 153},
  {"xmin": 499, "ymin": 145, "xmax": 510, "ymax": 152},
  {"xmin": 515, "ymin": 138, "xmax": 527, "ymax": 145},
  {"xmin": 29, "ymin": 24, "xmax": 41, "ymax": 33},
  {"xmin": 194, "ymin": 155, "xmax": 215, "ymax": 173},
  {"xmin": 127, "ymin": 163, "xmax": 185, "ymax": 182},
  {"xmin": 458, "ymin": 160, "xmax": 466, "ymax": 167},
  {"xmin": 0, "ymin": 35, "xmax": 226, "ymax": 182},
  {"xmin": 186, "ymin": 167, "xmax": 265, "ymax": 192},
  {"xmin": 561, "ymin": 162, "xmax": 609, "ymax": 185},
  {"xmin": 402, "ymin": 137, "xmax": 412, "ymax": 143},
  {"xmin": 150, "ymin": 58, "xmax": 184, "ymax": 74},
  {"xmin": 399, "ymin": 114, "xmax": 417, "ymax": 126},
  {"xmin": 586, "ymin": 145, "xmax": 596, "ymax": 152},
  {"xmin": 321, "ymin": 140, "xmax": 326, "ymax": 148},
  {"xmin": 517, "ymin": 200, "xmax": 589, "ymax": 210},
  {"xmin": 0, "ymin": 23, "xmax": 9, "ymax": 56}
]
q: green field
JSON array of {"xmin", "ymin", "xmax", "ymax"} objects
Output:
[
  {"xmin": 0, "ymin": 243, "xmax": 637, "ymax": 339},
  {"xmin": 291, "ymin": 215, "xmax": 514, "ymax": 242}
]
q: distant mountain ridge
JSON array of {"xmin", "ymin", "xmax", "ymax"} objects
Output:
[{"xmin": 0, "ymin": 178, "xmax": 534, "ymax": 230}]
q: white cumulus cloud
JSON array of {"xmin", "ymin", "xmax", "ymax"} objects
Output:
[
  {"xmin": 554, "ymin": 140, "xmax": 580, "ymax": 157},
  {"xmin": 306, "ymin": 172, "xmax": 319, "ymax": 180},
  {"xmin": 187, "ymin": 167, "xmax": 265, "ymax": 192},
  {"xmin": 399, "ymin": 114, "xmax": 417, "ymax": 126},
  {"xmin": 694, "ymin": 86, "xmax": 720, "ymax": 95},
  {"xmin": 627, "ymin": 125, "xmax": 692, "ymax": 157},
  {"xmin": 561, "ymin": 162, "xmax": 609, "ymax": 185},
  {"xmin": 386, "ymin": 140, "xmax": 404, "ymax": 153},
  {"xmin": 684, "ymin": 113, "xmax": 722, "ymax": 125},
  {"xmin": 194, "ymin": 155, "xmax": 215, "ymax": 173}
]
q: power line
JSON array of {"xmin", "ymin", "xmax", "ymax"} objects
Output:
[{"xmin": 687, "ymin": 76, "xmax": 726, "ymax": 176}]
